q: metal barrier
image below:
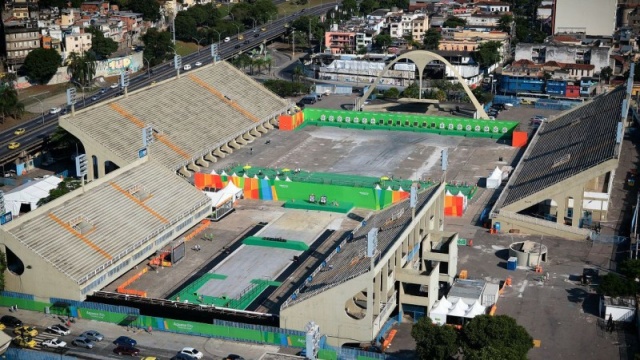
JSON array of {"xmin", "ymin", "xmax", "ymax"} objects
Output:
[
  {"xmin": 591, "ymin": 234, "xmax": 628, "ymax": 244},
  {"xmin": 5, "ymin": 348, "xmax": 78, "ymax": 360},
  {"xmin": 49, "ymin": 297, "xmax": 139, "ymax": 315},
  {"xmin": 1, "ymin": 291, "xmax": 34, "ymax": 300}
]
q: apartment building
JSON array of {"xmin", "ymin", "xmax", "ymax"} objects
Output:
[
  {"xmin": 439, "ymin": 29, "xmax": 510, "ymax": 60},
  {"xmin": 2, "ymin": 20, "xmax": 41, "ymax": 70},
  {"xmin": 324, "ymin": 31, "xmax": 356, "ymax": 54},
  {"xmin": 515, "ymin": 43, "xmax": 611, "ymax": 74},
  {"xmin": 80, "ymin": 1, "xmax": 109, "ymax": 15},
  {"xmin": 411, "ymin": 15, "xmax": 429, "ymax": 42},
  {"xmin": 389, "ymin": 12, "xmax": 429, "ymax": 40},
  {"xmin": 64, "ymin": 31, "xmax": 92, "ymax": 58}
]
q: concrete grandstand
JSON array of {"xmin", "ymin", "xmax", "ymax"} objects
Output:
[
  {"xmin": 490, "ymin": 77, "xmax": 632, "ymax": 239},
  {"xmin": 60, "ymin": 61, "xmax": 291, "ymax": 179}
]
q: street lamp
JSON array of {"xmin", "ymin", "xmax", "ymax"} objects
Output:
[
  {"xmin": 143, "ymin": 57, "xmax": 152, "ymax": 79},
  {"xmin": 28, "ymin": 93, "xmax": 48, "ymax": 124},
  {"xmin": 250, "ymin": 17, "xmax": 257, "ymax": 29},
  {"xmin": 233, "ymin": 24, "xmax": 241, "ymax": 38},
  {"xmin": 192, "ymin": 36, "xmax": 206, "ymax": 53},
  {"xmin": 211, "ymin": 29, "xmax": 221, "ymax": 45},
  {"xmin": 71, "ymin": 80, "xmax": 88, "ymax": 107}
]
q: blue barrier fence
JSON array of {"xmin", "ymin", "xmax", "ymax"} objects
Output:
[
  {"xmin": 1, "ymin": 291, "xmax": 34, "ymax": 300},
  {"xmin": 4, "ymin": 348, "xmax": 77, "ymax": 360},
  {"xmin": 49, "ymin": 297, "xmax": 139, "ymax": 315}
]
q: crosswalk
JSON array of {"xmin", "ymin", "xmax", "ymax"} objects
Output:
[{"xmin": 30, "ymin": 330, "xmax": 69, "ymax": 352}]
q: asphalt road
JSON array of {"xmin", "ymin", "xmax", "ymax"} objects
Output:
[{"xmin": 0, "ymin": 2, "xmax": 340, "ymax": 164}]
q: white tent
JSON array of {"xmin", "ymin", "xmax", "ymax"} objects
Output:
[
  {"xmin": 430, "ymin": 296, "xmax": 452, "ymax": 325},
  {"xmin": 486, "ymin": 167, "xmax": 503, "ymax": 189},
  {"xmin": 203, "ymin": 182, "xmax": 243, "ymax": 208},
  {"xmin": 464, "ymin": 300, "xmax": 486, "ymax": 318},
  {"xmin": 455, "ymin": 191, "xmax": 468, "ymax": 210},
  {"xmin": 4, "ymin": 175, "xmax": 62, "ymax": 217},
  {"xmin": 448, "ymin": 298, "xmax": 469, "ymax": 317}
]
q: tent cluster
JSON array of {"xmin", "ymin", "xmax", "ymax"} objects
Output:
[
  {"xmin": 430, "ymin": 296, "xmax": 486, "ymax": 325},
  {"xmin": 3, "ymin": 175, "xmax": 62, "ymax": 217},
  {"xmin": 444, "ymin": 190, "xmax": 468, "ymax": 217}
]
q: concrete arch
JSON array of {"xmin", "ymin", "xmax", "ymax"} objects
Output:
[{"xmin": 359, "ymin": 50, "xmax": 489, "ymax": 119}]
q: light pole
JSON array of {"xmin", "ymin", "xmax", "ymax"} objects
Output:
[
  {"xmin": 71, "ymin": 80, "xmax": 87, "ymax": 107},
  {"xmin": 233, "ymin": 24, "xmax": 241, "ymax": 38},
  {"xmin": 28, "ymin": 93, "xmax": 47, "ymax": 124},
  {"xmin": 143, "ymin": 57, "xmax": 152, "ymax": 79},
  {"xmin": 192, "ymin": 36, "xmax": 206, "ymax": 53},
  {"xmin": 211, "ymin": 29, "xmax": 221, "ymax": 45},
  {"xmin": 250, "ymin": 17, "xmax": 257, "ymax": 30}
]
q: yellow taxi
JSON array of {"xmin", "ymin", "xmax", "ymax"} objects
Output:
[
  {"xmin": 261, "ymin": 26, "xmax": 267, "ymax": 32},
  {"xmin": 520, "ymin": 99, "xmax": 533, "ymax": 105},
  {"xmin": 140, "ymin": 357, "xmax": 157, "ymax": 360},
  {"xmin": 13, "ymin": 336, "xmax": 36, "ymax": 349},
  {"xmin": 14, "ymin": 326, "xmax": 38, "ymax": 337},
  {"xmin": 13, "ymin": 128, "xmax": 25, "ymax": 136},
  {"xmin": 7, "ymin": 142, "xmax": 20, "ymax": 150},
  {"xmin": 0, "ymin": 323, "xmax": 5, "ymax": 330}
]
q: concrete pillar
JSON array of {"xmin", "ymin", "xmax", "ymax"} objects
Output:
[
  {"xmin": 381, "ymin": 262, "xmax": 389, "ymax": 297},
  {"xmin": 242, "ymin": 132, "xmax": 255, "ymax": 142},
  {"xmin": 555, "ymin": 195, "xmax": 566, "ymax": 225},
  {"xmin": 572, "ymin": 188, "xmax": 584, "ymax": 228},
  {"xmin": 263, "ymin": 121, "xmax": 274, "ymax": 130},
  {"xmin": 221, "ymin": 144, "xmax": 233, "ymax": 154},
  {"xmin": 373, "ymin": 272, "xmax": 382, "ymax": 316},
  {"xmin": 256, "ymin": 124, "xmax": 268, "ymax": 133},
  {"xmin": 195, "ymin": 156, "xmax": 209, "ymax": 167},
  {"xmin": 187, "ymin": 162, "xmax": 200, "ymax": 173},
  {"xmin": 213, "ymin": 148, "xmax": 226, "ymax": 158},
  {"xmin": 235, "ymin": 136, "xmax": 247, "ymax": 145},
  {"xmin": 97, "ymin": 158, "xmax": 106, "ymax": 178},
  {"xmin": 86, "ymin": 153, "xmax": 96, "ymax": 181},
  {"xmin": 178, "ymin": 167, "xmax": 191, "ymax": 177},
  {"xmin": 269, "ymin": 117, "xmax": 278, "ymax": 126},
  {"xmin": 250, "ymin": 128, "xmax": 261, "ymax": 137},
  {"xmin": 228, "ymin": 140, "xmax": 242, "ymax": 149},
  {"xmin": 204, "ymin": 153, "xmax": 217, "ymax": 163}
]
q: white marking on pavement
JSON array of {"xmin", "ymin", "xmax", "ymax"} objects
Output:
[{"xmin": 518, "ymin": 280, "xmax": 528, "ymax": 297}]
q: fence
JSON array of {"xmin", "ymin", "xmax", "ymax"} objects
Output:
[
  {"xmin": 4, "ymin": 348, "xmax": 78, "ymax": 360},
  {"xmin": 591, "ymin": 234, "xmax": 628, "ymax": 244},
  {"xmin": 493, "ymin": 95, "xmax": 519, "ymax": 106},
  {"xmin": 535, "ymin": 99, "xmax": 576, "ymax": 111}
]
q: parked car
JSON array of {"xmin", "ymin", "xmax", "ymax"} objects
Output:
[
  {"xmin": 225, "ymin": 355, "xmax": 245, "ymax": 360},
  {"xmin": 1, "ymin": 315, "xmax": 22, "ymax": 327},
  {"xmin": 520, "ymin": 99, "xmax": 534, "ymax": 105},
  {"xmin": 114, "ymin": 345, "xmax": 140, "ymax": 356},
  {"xmin": 179, "ymin": 347, "xmax": 203, "ymax": 359},
  {"xmin": 113, "ymin": 336, "xmax": 137, "ymax": 347},
  {"xmin": 80, "ymin": 330, "xmax": 104, "ymax": 341},
  {"xmin": 42, "ymin": 339, "xmax": 67, "ymax": 348},
  {"xmin": 530, "ymin": 115, "xmax": 547, "ymax": 125},
  {"xmin": 47, "ymin": 324, "xmax": 71, "ymax": 336},
  {"xmin": 14, "ymin": 326, "xmax": 38, "ymax": 337},
  {"xmin": 13, "ymin": 336, "xmax": 36, "ymax": 349},
  {"xmin": 72, "ymin": 337, "xmax": 94, "ymax": 349},
  {"xmin": 171, "ymin": 354, "xmax": 197, "ymax": 360}
]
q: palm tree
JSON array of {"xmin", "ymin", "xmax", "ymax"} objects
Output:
[
  {"xmin": 67, "ymin": 51, "xmax": 97, "ymax": 87},
  {"xmin": 292, "ymin": 65, "xmax": 304, "ymax": 82}
]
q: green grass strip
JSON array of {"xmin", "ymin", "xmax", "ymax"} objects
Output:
[{"xmin": 243, "ymin": 236, "xmax": 310, "ymax": 251}]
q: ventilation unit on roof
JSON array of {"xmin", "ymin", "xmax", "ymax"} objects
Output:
[
  {"xmin": 552, "ymin": 153, "xmax": 571, "ymax": 168},
  {"xmin": 128, "ymin": 184, "xmax": 150, "ymax": 201},
  {"xmin": 69, "ymin": 215, "xmax": 94, "ymax": 235}
]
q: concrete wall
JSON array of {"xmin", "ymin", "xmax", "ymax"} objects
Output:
[{"xmin": 554, "ymin": 0, "xmax": 617, "ymax": 36}]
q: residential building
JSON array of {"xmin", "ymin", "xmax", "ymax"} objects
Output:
[
  {"xmin": 499, "ymin": 59, "xmax": 595, "ymax": 96},
  {"xmin": 2, "ymin": 20, "xmax": 41, "ymax": 71},
  {"xmin": 474, "ymin": 1, "xmax": 510, "ymax": 13},
  {"xmin": 411, "ymin": 15, "xmax": 429, "ymax": 42},
  {"xmin": 324, "ymin": 30, "xmax": 356, "ymax": 54},
  {"xmin": 515, "ymin": 43, "xmax": 611, "ymax": 74},
  {"xmin": 60, "ymin": 8, "xmax": 79, "ymax": 29},
  {"xmin": 389, "ymin": 12, "xmax": 429, "ymax": 40},
  {"xmin": 110, "ymin": 11, "xmax": 144, "ymax": 46},
  {"xmin": 537, "ymin": 1, "xmax": 553, "ymax": 21},
  {"xmin": 12, "ymin": 6, "xmax": 30, "ymax": 20},
  {"xmin": 355, "ymin": 31, "xmax": 374, "ymax": 52},
  {"xmin": 439, "ymin": 29, "xmax": 510, "ymax": 60},
  {"xmin": 64, "ymin": 31, "xmax": 92, "ymax": 58},
  {"xmin": 80, "ymin": 1, "xmax": 109, "ymax": 15},
  {"xmin": 465, "ymin": 13, "xmax": 502, "ymax": 28},
  {"xmin": 552, "ymin": 0, "xmax": 616, "ymax": 36},
  {"xmin": 436, "ymin": 50, "xmax": 483, "ymax": 87}
]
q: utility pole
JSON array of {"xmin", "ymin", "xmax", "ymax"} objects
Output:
[{"xmin": 292, "ymin": 31, "xmax": 295, "ymax": 57}]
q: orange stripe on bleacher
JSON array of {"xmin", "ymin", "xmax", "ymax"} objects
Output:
[
  {"xmin": 48, "ymin": 213, "xmax": 112, "ymax": 260},
  {"xmin": 109, "ymin": 182, "xmax": 169, "ymax": 224},
  {"xmin": 116, "ymin": 267, "xmax": 148, "ymax": 297},
  {"xmin": 109, "ymin": 103, "xmax": 145, "ymax": 128},
  {"xmin": 184, "ymin": 220, "xmax": 210, "ymax": 242},
  {"xmin": 187, "ymin": 74, "xmax": 260, "ymax": 122},
  {"xmin": 109, "ymin": 103, "xmax": 190, "ymax": 160}
]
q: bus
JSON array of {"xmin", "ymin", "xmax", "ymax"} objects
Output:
[{"xmin": 517, "ymin": 92, "xmax": 551, "ymax": 100}]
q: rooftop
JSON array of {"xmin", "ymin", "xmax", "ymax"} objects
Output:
[
  {"xmin": 3, "ymin": 159, "xmax": 210, "ymax": 285},
  {"xmin": 448, "ymin": 279, "xmax": 486, "ymax": 301},
  {"xmin": 495, "ymin": 85, "xmax": 626, "ymax": 208},
  {"xmin": 62, "ymin": 61, "xmax": 289, "ymax": 171},
  {"xmin": 292, "ymin": 185, "xmax": 440, "ymax": 302}
]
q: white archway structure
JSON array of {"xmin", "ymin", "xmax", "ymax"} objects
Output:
[{"xmin": 359, "ymin": 50, "xmax": 489, "ymax": 119}]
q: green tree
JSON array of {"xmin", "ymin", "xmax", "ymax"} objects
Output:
[
  {"xmin": 424, "ymin": 28, "xmax": 441, "ymax": 50},
  {"xmin": 142, "ymin": 29, "xmax": 174, "ymax": 67},
  {"xmin": 359, "ymin": 0, "xmax": 380, "ymax": 15},
  {"xmin": 497, "ymin": 14, "xmax": 513, "ymax": 33},
  {"xmin": 620, "ymin": 259, "xmax": 640, "ymax": 280},
  {"xmin": 38, "ymin": 178, "xmax": 82, "ymax": 206},
  {"xmin": 0, "ymin": 79, "xmax": 24, "ymax": 123},
  {"xmin": 357, "ymin": 46, "xmax": 368, "ymax": 55},
  {"xmin": 472, "ymin": 87, "xmax": 493, "ymax": 104},
  {"xmin": 341, "ymin": 0, "xmax": 358, "ymax": 16},
  {"xmin": 384, "ymin": 87, "xmax": 400, "ymax": 99},
  {"xmin": 126, "ymin": 0, "xmax": 160, "ymax": 21},
  {"xmin": 175, "ymin": 13, "xmax": 198, "ymax": 41},
  {"xmin": 600, "ymin": 66, "xmax": 613, "ymax": 83},
  {"xmin": 473, "ymin": 41, "xmax": 502, "ymax": 68},
  {"xmin": 263, "ymin": 79, "xmax": 308, "ymax": 97},
  {"xmin": 249, "ymin": 0, "xmax": 277, "ymax": 24},
  {"xmin": 292, "ymin": 65, "xmax": 305, "ymax": 82},
  {"xmin": 411, "ymin": 317, "xmax": 459, "ymax": 360},
  {"xmin": 66, "ymin": 51, "xmax": 97, "ymax": 87},
  {"xmin": 598, "ymin": 273, "xmax": 637, "ymax": 297},
  {"xmin": 461, "ymin": 315, "xmax": 533, "ymax": 360},
  {"xmin": 22, "ymin": 48, "xmax": 61, "ymax": 84},
  {"xmin": 402, "ymin": 82, "xmax": 420, "ymax": 98},
  {"xmin": 186, "ymin": 4, "xmax": 210, "ymax": 25},
  {"xmin": 443, "ymin": 16, "xmax": 466, "ymax": 28},
  {"xmin": 374, "ymin": 34, "xmax": 393, "ymax": 50},
  {"xmin": 86, "ymin": 26, "xmax": 118, "ymax": 59}
]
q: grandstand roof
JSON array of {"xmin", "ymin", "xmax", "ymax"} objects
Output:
[
  {"xmin": 63, "ymin": 61, "xmax": 290, "ymax": 171},
  {"xmin": 4, "ymin": 159, "xmax": 210, "ymax": 284},
  {"xmin": 497, "ymin": 86, "xmax": 626, "ymax": 208},
  {"xmin": 294, "ymin": 185, "xmax": 440, "ymax": 301}
]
